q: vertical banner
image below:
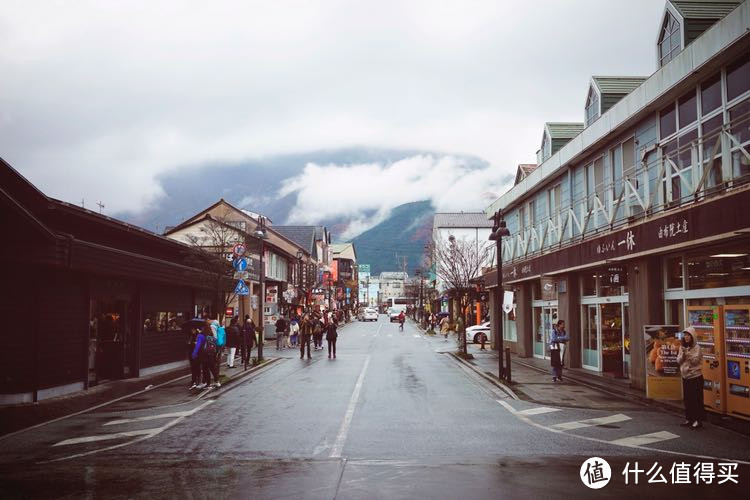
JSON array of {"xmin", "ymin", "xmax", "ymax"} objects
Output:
[{"xmin": 644, "ymin": 325, "xmax": 682, "ymax": 400}]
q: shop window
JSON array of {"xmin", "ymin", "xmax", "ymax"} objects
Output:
[
  {"xmin": 660, "ymin": 104, "xmax": 677, "ymax": 139},
  {"xmin": 666, "ymin": 256, "xmax": 684, "ymax": 289},
  {"xmin": 503, "ymin": 309, "xmax": 517, "ymax": 342},
  {"xmin": 600, "ymin": 266, "xmax": 627, "ymax": 297},
  {"xmin": 726, "ymin": 55, "xmax": 750, "ymax": 102},
  {"xmin": 729, "ymin": 99, "xmax": 750, "ymax": 182},
  {"xmin": 686, "ymin": 249, "xmax": 750, "ymax": 290},
  {"xmin": 144, "ymin": 311, "xmax": 186, "ymax": 332},
  {"xmin": 701, "ymin": 73, "xmax": 722, "ymax": 116},
  {"xmin": 582, "ymin": 273, "xmax": 597, "ymax": 296},
  {"xmin": 678, "ymin": 91, "xmax": 697, "ymax": 129}
]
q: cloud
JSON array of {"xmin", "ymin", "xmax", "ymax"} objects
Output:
[
  {"xmin": 0, "ymin": 0, "xmax": 665, "ymax": 215},
  {"xmin": 279, "ymin": 155, "xmax": 513, "ymax": 239}
]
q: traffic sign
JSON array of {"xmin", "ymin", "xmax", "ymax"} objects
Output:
[
  {"xmin": 233, "ymin": 271, "xmax": 249, "ymax": 279},
  {"xmin": 232, "ymin": 243, "xmax": 247, "ymax": 256},
  {"xmin": 232, "ymin": 257, "xmax": 248, "ymax": 271},
  {"xmin": 234, "ymin": 279, "xmax": 250, "ymax": 296}
]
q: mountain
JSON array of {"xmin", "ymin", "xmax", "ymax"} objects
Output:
[{"xmin": 349, "ymin": 200, "xmax": 434, "ymax": 276}]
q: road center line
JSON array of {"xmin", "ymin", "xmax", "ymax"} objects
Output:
[{"xmin": 330, "ymin": 356, "xmax": 371, "ymax": 458}]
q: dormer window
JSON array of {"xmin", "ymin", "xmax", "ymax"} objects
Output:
[
  {"xmin": 540, "ymin": 132, "xmax": 550, "ymax": 162},
  {"xmin": 659, "ymin": 11, "xmax": 681, "ymax": 67},
  {"xmin": 585, "ymin": 86, "xmax": 600, "ymax": 127}
]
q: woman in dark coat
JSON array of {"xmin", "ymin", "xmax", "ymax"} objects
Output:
[{"xmin": 326, "ymin": 320, "xmax": 338, "ymax": 359}]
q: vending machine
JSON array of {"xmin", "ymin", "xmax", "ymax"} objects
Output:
[
  {"xmin": 724, "ymin": 305, "xmax": 750, "ymax": 421},
  {"xmin": 687, "ymin": 306, "xmax": 725, "ymax": 413}
]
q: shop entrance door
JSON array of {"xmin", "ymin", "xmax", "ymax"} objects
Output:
[
  {"xmin": 534, "ymin": 306, "xmax": 558, "ymax": 359},
  {"xmin": 600, "ymin": 303, "xmax": 624, "ymax": 376},
  {"xmin": 90, "ymin": 297, "xmax": 132, "ymax": 384},
  {"xmin": 582, "ymin": 305, "xmax": 600, "ymax": 370}
]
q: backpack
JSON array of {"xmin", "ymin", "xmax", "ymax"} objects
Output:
[
  {"xmin": 313, "ymin": 322, "xmax": 322, "ymax": 335},
  {"xmin": 216, "ymin": 326, "xmax": 226, "ymax": 347},
  {"xmin": 203, "ymin": 335, "xmax": 218, "ymax": 356}
]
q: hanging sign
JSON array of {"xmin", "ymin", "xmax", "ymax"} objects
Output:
[{"xmin": 503, "ymin": 291, "xmax": 514, "ymax": 314}]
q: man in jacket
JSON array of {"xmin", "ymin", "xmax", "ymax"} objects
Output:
[
  {"xmin": 299, "ymin": 315, "xmax": 313, "ymax": 360},
  {"xmin": 241, "ymin": 315, "xmax": 256, "ymax": 370},
  {"xmin": 275, "ymin": 315, "xmax": 288, "ymax": 350},
  {"xmin": 227, "ymin": 316, "xmax": 241, "ymax": 369}
]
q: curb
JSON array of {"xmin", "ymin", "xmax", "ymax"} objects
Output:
[
  {"xmin": 448, "ymin": 352, "xmax": 519, "ymax": 400},
  {"xmin": 211, "ymin": 357, "xmax": 283, "ymax": 397}
]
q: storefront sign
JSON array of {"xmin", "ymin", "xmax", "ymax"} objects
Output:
[
  {"xmin": 644, "ymin": 325, "xmax": 682, "ymax": 400},
  {"xmin": 503, "ymin": 291, "xmax": 514, "ymax": 314}
]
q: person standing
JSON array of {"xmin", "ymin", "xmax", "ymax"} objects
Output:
[
  {"xmin": 550, "ymin": 320, "xmax": 569, "ymax": 382},
  {"xmin": 275, "ymin": 315, "xmax": 287, "ymax": 350},
  {"xmin": 241, "ymin": 315, "xmax": 256, "ymax": 370},
  {"xmin": 313, "ymin": 316, "xmax": 324, "ymax": 350},
  {"xmin": 289, "ymin": 318, "xmax": 300, "ymax": 347},
  {"xmin": 188, "ymin": 326, "xmax": 202, "ymax": 389},
  {"xmin": 226, "ymin": 316, "xmax": 240, "ymax": 368},
  {"xmin": 326, "ymin": 319, "xmax": 338, "ymax": 359},
  {"xmin": 299, "ymin": 315, "xmax": 312, "ymax": 359},
  {"xmin": 199, "ymin": 323, "xmax": 220, "ymax": 388},
  {"xmin": 677, "ymin": 327, "xmax": 705, "ymax": 429}
]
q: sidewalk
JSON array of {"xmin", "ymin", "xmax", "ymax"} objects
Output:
[
  {"xmin": 0, "ymin": 353, "xmax": 278, "ymax": 438},
  {"xmin": 451, "ymin": 341, "xmax": 750, "ymax": 435}
]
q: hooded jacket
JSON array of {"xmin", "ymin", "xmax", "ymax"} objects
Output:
[{"xmin": 677, "ymin": 327, "xmax": 703, "ymax": 379}]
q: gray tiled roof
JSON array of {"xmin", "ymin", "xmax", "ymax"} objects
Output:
[
  {"xmin": 273, "ymin": 226, "xmax": 316, "ymax": 253},
  {"xmin": 593, "ymin": 76, "xmax": 648, "ymax": 94},
  {"xmin": 546, "ymin": 122, "xmax": 584, "ymax": 139},
  {"xmin": 433, "ymin": 212, "xmax": 494, "ymax": 228},
  {"xmin": 671, "ymin": 0, "xmax": 742, "ymax": 19}
]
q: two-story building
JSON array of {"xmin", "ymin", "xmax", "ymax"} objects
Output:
[{"xmin": 484, "ymin": 0, "xmax": 750, "ymax": 401}]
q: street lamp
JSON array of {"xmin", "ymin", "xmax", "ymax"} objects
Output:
[
  {"xmin": 254, "ymin": 216, "xmax": 269, "ymax": 361},
  {"xmin": 489, "ymin": 210, "xmax": 511, "ymax": 381}
]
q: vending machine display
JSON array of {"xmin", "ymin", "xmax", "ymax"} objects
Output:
[
  {"xmin": 724, "ymin": 305, "xmax": 750, "ymax": 421},
  {"xmin": 687, "ymin": 306, "xmax": 725, "ymax": 413}
]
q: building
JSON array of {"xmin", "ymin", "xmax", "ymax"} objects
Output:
[
  {"xmin": 0, "ymin": 158, "xmax": 218, "ymax": 404},
  {"xmin": 274, "ymin": 225, "xmax": 333, "ymax": 312},
  {"xmin": 484, "ymin": 0, "xmax": 750, "ymax": 414},
  {"xmin": 378, "ymin": 272, "xmax": 408, "ymax": 307},
  {"xmin": 432, "ymin": 212, "xmax": 495, "ymax": 319},
  {"xmin": 165, "ymin": 200, "xmax": 312, "ymax": 337},
  {"xmin": 357, "ymin": 264, "xmax": 372, "ymax": 306},
  {"xmin": 331, "ymin": 243, "xmax": 358, "ymax": 309}
]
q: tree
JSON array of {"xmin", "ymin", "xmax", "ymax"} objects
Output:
[
  {"xmin": 426, "ymin": 235, "xmax": 492, "ymax": 355},
  {"xmin": 182, "ymin": 209, "xmax": 245, "ymax": 321}
]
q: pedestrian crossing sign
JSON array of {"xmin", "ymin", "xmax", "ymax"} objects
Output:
[{"xmin": 234, "ymin": 279, "xmax": 250, "ymax": 296}]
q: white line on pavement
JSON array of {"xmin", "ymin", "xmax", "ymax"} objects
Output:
[
  {"xmin": 496, "ymin": 400, "xmax": 750, "ymax": 465},
  {"xmin": 518, "ymin": 407, "xmax": 561, "ymax": 416},
  {"xmin": 102, "ymin": 407, "xmax": 205, "ymax": 426},
  {"xmin": 413, "ymin": 334, "xmax": 421, "ymax": 338},
  {"xmin": 53, "ymin": 429, "xmax": 155, "ymax": 447},
  {"xmin": 609, "ymin": 431, "xmax": 679, "ymax": 447},
  {"xmin": 552, "ymin": 413, "xmax": 631, "ymax": 430},
  {"xmin": 330, "ymin": 356, "xmax": 371, "ymax": 458}
]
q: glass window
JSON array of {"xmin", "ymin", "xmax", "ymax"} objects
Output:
[
  {"xmin": 143, "ymin": 311, "xmax": 185, "ymax": 333},
  {"xmin": 702, "ymin": 114, "xmax": 724, "ymax": 188},
  {"xmin": 601, "ymin": 266, "xmax": 626, "ymax": 296},
  {"xmin": 586, "ymin": 88, "xmax": 600, "ymax": 126},
  {"xmin": 660, "ymin": 104, "xmax": 677, "ymax": 139},
  {"xmin": 582, "ymin": 273, "xmax": 597, "ymax": 296},
  {"xmin": 686, "ymin": 245, "xmax": 750, "ymax": 290},
  {"xmin": 726, "ymin": 55, "xmax": 750, "ymax": 102},
  {"xmin": 659, "ymin": 13, "xmax": 681, "ymax": 67},
  {"xmin": 729, "ymin": 99, "xmax": 750, "ymax": 181},
  {"xmin": 666, "ymin": 256, "xmax": 683, "ymax": 289},
  {"xmin": 701, "ymin": 73, "xmax": 722, "ymax": 115},
  {"xmin": 678, "ymin": 91, "xmax": 697, "ymax": 128}
]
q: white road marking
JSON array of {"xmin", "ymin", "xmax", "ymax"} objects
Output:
[
  {"xmin": 413, "ymin": 334, "xmax": 421, "ymax": 338},
  {"xmin": 330, "ymin": 356, "xmax": 371, "ymax": 458},
  {"xmin": 497, "ymin": 400, "xmax": 750, "ymax": 465},
  {"xmin": 387, "ymin": 334, "xmax": 393, "ymax": 338},
  {"xmin": 518, "ymin": 406, "xmax": 561, "ymax": 416},
  {"xmin": 609, "ymin": 431, "xmax": 679, "ymax": 447},
  {"xmin": 53, "ymin": 429, "xmax": 155, "ymax": 447},
  {"xmin": 552, "ymin": 413, "xmax": 631, "ymax": 430},
  {"xmin": 103, "ymin": 409, "xmax": 199, "ymax": 426}
]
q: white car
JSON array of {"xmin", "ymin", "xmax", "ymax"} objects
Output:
[
  {"xmin": 362, "ymin": 308, "xmax": 378, "ymax": 321},
  {"xmin": 465, "ymin": 321, "xmax": 491, "ymax": 344}
]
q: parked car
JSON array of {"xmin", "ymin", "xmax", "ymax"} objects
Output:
[
  {"xmin": 465, "ymin": 321, "xmax": 491, "ymax": 344},
  {"xmin": 361, "ymin": 308, "xmax": 378, "ymax": 321}
]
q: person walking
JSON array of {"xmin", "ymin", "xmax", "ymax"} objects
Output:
[
  {"xmin": 677, "ymin": 327, "xmax": 705, "ymax": 429},
  {"xmin": 226, "ymin": 316, "xmax": 240, "ymax": 368},
  {"xmin": 275, "ymin": 315, "xmax": 287, "ymax": 350},
  {"xmin": 440, "ymin": 315, "xmax": 450, "ymax": 338},
  {"xmin": 326, "ymin": 319, "xmax": 338, "ymax": 359},
  {"xmin": 429, "ymin": 313, "xmax": 436, "ymax": 332},
  {"xmin": 398, "ymin": 310, "xmax": 405, "ymax": 332},
  {"xmin": 241, "ymin": 315, "xmax": 256, "ymax": 370},
  {"xmin": 299, "ymin": 315, "xmax": 312, "ymax": 359},
  {"xmin": 550, "ymin": 320, "xmax": 569, "ymax": 382},
  {"xmin": 197, "ymin": 323, "xmax": 220, "ymax": 388},
  {"xmin": 289, "ymin": 318, "xmax": 300, "ymax": 347},
  {"xmin": 313, "ymin": 316, "xmax": 324, "ymax": 350},
  {"xmin": 188, "ymin": 326, "xmax": 202, "ymax": 389}
]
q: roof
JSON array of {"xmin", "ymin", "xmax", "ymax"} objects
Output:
[
  {"xmin": 273, "ymin": 226, "xmax": 316, "ymax": 254},
  {"xmin": 592, "ymin": 76, "xmax": 648, "ymax": 94},
  {"xmin": 514, "ymin": 164, "xmax": 538, "ymax": 186},
  {"xmin": 331, "ymin": 242, "xmax": 356, "ymax": 261},
  {"xmin": 380, "ymin": 272, "xmax": 408, "ymax": 280},
  {"xmin": 545, "ymin": 122, "xmax": 584, "ymax": 140},
  {"xmin": 670, "ymin": 0, "xmax": 742, "ymax": 19},
  {"xmin": 433, "ymin": 212, "xmax": 494, "ymax": 228}
]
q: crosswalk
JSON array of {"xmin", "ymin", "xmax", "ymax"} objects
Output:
[{"xmin": 503, "ymin": 403, "xmax": 681, "ymax": 451}]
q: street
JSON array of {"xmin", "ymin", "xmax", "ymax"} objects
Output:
[{"xmin": 1, "ymin": 316, "xmax": 749, "ymax": 499}]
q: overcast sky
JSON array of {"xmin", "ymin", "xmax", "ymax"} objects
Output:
[{"xmin": 1, "ymin": 0, "xmax": 666, "ymax": 220}]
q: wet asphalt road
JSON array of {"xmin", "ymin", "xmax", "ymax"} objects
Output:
[{"xmin": 1, "ymin": 316, "xmax": 749, "ymax": 499}]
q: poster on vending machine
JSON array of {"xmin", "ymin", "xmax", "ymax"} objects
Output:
[{"xmin": 644, "ymin": 324, "xmax": 682, "ymax": 400}]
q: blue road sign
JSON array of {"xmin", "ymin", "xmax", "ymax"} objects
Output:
[
  {"xmin": 233, "ymin": 257, "xmax": 248, "ymax": 272},
  {"xmin": 234, "ymin": 279, "xmax": 250, "ymax": 296}
]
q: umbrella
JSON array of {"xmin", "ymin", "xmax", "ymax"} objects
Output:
[{"xmin": 182, "ymin": 318, "xmax": 206, "ymax": 329}]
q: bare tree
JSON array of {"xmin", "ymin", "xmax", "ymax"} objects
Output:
[
  {"xmin": 182, "ymin": 209, "xmax": 245, "ymax": 321},
  {"xmin": 427, "ymin": 235, "xmax": 492, "ymax": 355}
]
